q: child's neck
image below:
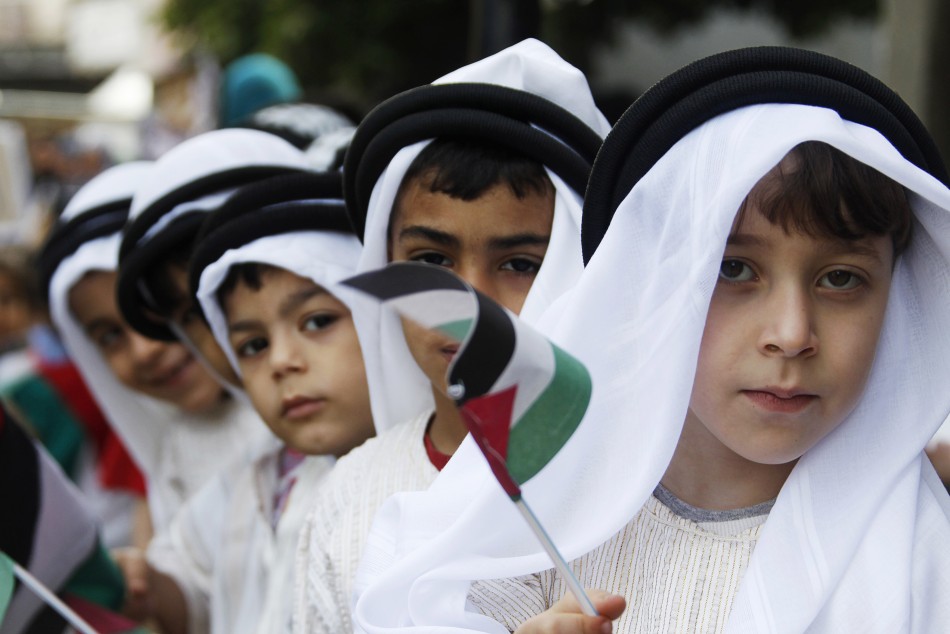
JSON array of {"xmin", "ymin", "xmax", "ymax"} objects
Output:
[
  {"xmin": 660, "ymin": 414, "xmax": 796, "ymax": 511},
  {"xmin": 427, "ymin": 386, "xmax": 469, "ymax": 456}
]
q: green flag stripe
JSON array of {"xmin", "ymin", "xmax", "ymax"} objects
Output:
[
  {"xmin": 1, "ymin": 551, "xmax": 15, "ymax": 626},
  {"xmin": 436, "ymin": 318, "xmax": 474, "ymax": 341},
  {"xmin": 506, "ymin": 344, "xmax": 591, "ymax": 484}
]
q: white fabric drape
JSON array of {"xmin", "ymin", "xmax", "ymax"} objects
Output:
[
  {"xmin": 48, "ymin": 163, "xmax": 263, "ymax": 533},
  {"xmin": 352, "ymin": 104, "xmax": 950, "ymax": 632},
  {"xmin": 196, "ymin": 229, "xmax": 365, "ymax": 379}
]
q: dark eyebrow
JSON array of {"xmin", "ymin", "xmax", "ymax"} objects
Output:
[
  {"xmin": 822, "ymin": 239, "xmax": 886, "ymax": 264},
  {"xmin": 397, "ymin": 225, "xmax": 460, "ymax": 248},
  {"xmin": 227, "ymin": 319, "xmax": 260, "ymax": 334},
  {"xmin": 725, "ymin": 232, "xmax": 770, "ymax": 248},
  {"xmin": 727, "ymin": 232, "xmax": 885, "ymax": 264},
  {"xmin": 278, "ymin": 286, "xmax": 327, "ymax": 319},
  {"xmin": 227, "ymin": 287, "xmax": 327, "ymax": 334},
  {"xmin": 488, "ymin": 233, "xmax": 550, "ymax": 251}
]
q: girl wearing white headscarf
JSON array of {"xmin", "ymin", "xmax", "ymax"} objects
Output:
[
  {"xmin": 293, "ymin": 38, "xmax": 610, "ymax": 634},
  {"xmin": 41, "ymin": 162, "xmax": 260, "ymax": 537},
  {"xmin": 133, "ymin": 171, "xmax": 368, "ymax": 634},
  {"xmin": 350, "ymin": 47, "xmax": 950, "ymax": 633}
]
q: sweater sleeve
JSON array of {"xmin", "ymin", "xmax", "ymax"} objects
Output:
[
  {"xmin": 468, "ymin": 573, "xmax": 549, "ymax": 632},
  {"xmin": 293, "ymin": 466, "xmax": 352, "ymax": 634}
]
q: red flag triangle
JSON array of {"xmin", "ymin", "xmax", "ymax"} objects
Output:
[{"xmin": 460, "ymin": 385, "xmax": 521, "ymax": 497}]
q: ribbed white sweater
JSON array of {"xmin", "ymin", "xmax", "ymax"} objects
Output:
[
  {"xmin": 293, "ymin": 412, "xmax": 437, "ymax": 634},
  {"xmin": 469, "ymin": 489, "xmax": 770, "ymax": 633}
]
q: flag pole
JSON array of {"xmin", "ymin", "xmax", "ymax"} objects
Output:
[
  {"xmin": 512, "ymin": 496, "xmax": 598, "ymax": 617},
  {"xmin": 10, "ymin": 560, "xmax": 101, "ymax": 634}
]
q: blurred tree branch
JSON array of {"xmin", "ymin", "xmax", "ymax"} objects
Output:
[{"xmin": 160, "ymin": 0, "xmax": 880, "ymax": 111}]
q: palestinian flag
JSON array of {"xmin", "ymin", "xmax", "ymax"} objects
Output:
[
  {"xmin": 1, "ymin": 551, "xmax": 12, "ymax": 626},
  {"xmin": 1, "ymin": 404, "xmax": 135, "ymax": 634},
  {"xmin": 344, "ymin": 262, "xmax": 591, "ymax": 499}
]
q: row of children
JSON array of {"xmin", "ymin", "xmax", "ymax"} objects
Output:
[{"xmin": 10, "ymin": 36, "xmax": 950, "ymax": 633}]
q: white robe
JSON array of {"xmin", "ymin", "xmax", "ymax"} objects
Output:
[{"xmin": 148, "ymin": 437, "xmax": 335, "ymax": 634}]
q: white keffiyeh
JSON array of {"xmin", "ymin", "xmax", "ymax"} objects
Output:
[
  {"xmin": 352, "ymin": 103, "xmax": 950, "ymax": 632},
  {"xmin": 196, "ymin": 230, "xmax": 365, "ymax": 377}
]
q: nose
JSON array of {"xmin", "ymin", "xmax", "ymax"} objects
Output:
[
  {"xmin": 269, "ymin": 332, "xmax": 306, "ymax": 377},
  {"xmin": 454, "ymin": 260, "xmax": 528, "ymax": 314},
  {"xmin": 129, "ymin": 331, "xmax": 166, "ymax": 366},
  {"xmin": 757, "ymin": 285, "xmax": 819, "ymax": 358},
  {"xmin": 455, "ymin": 262, "xmax": 498, "ymax": 304}
]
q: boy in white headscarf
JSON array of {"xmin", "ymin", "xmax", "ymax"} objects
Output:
[
  {"xmin": 293, "ymin": 38, "xmax": 610, "ymax": 634},
  {"xmin": 112, "ymin": 171, "xmax": 374, "ymax": 634},
  {"xmin": 39, "ymin": 162, "xmax": 255, "ymax": 540},
  {"xmin": 350, "ymin": 47, "xmax": 950, "ymax": 633}
]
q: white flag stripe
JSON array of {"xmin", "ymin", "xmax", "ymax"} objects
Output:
[{"xmin": 387, "ymin": 289, "xmax": 475, "ymax": 331}]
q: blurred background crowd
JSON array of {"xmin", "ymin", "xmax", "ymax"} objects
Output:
[
  {"xmin": 0, "ymin": 0, "xmax": 947, "ymax": 491},
  {"xmin": 1, "ymin": 0, "xmax": 948, "ymax": 250}
]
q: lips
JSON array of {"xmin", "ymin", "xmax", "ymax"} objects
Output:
[
  {"xmin": 441, "ymin": 343, "xmax": 459, "ymax": 363},
  {"xmin": 281, "ymin": 395, "xmax": 326, "ymax": 420},
  {"xmin": 742, "ymin": 387, "xmax": 818, "ymax": 414},
  {"xmin": 150, "ymin": 355, "xmax": 194, "ymax": 387}
]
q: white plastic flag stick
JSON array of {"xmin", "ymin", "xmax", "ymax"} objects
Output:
[
  {"xmin": 513, "ymin": 497, "xmax": 598, "ymax": 616},
  {"xmin": 11, "ymin": 560, "xmax": 100, "ymax": 634}
]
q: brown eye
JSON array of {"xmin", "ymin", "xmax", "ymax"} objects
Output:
[
  {"xmin": 500, "ymin": 258, "xmax": 541, "ymax": 275},
  {"xmin": 819, "ymin": 270, "xmax": 862, "ymax": 290},
  {"xmin": 719, "ymin": 260, "xmax": 754, "ymax": 282},
  {"xmin": 412, "ymin": 252, "xmax": 453, "ymax": 267}
]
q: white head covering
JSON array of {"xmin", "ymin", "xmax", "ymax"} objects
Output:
[
  {"xmin": 46, "ymin": 162, "xmax": 261, "ymax": 532},
  {"xmin": 48, "ymin": 162, "xmax": 164, "ymax": 475},
  {"xmin": 118, "ymin": 128, "xmax": 311, "ymax": 343},
  {"xmin": 193, "ymin": 182, "xmax": 365, "ymax": 377},
  {"xmin": 352, "ymin": 93, "xmax": 950, "ymax": 633},
  {"xmin": 351, "ymin": 38, "xmax": 611, "ymax": 433}
]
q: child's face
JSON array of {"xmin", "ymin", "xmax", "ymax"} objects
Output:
[
  {"xmin": 160, "ymin": 263, "xmax": 242, "ymax": 388},
  {"xmin": 685, "ymin": 197, "xmax": 894, "ymax": 467},
  {"xmin": 224, "ymin": 268, "xmax": 375, "ymax": 456},
  {"xmin": 389, "ymin": 179, "xmax": 554, "ymax": 389},
  {"xmin": 69, "ymin": 270, "xmax": 224, "ymax": 412}
]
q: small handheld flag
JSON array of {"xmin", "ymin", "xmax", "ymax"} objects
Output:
[
  {"xmin": 1, "ymin": 550, "xmax": 99, "ymax": 634},
  {"xmin": 344, "ymin": 262, "xmax": 597, "ymax": 616},
  {"xmin": 1, "ymin": 551, "xmax": 13, "ymax": 626}
]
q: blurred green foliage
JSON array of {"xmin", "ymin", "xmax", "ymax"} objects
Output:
[{"xmin": 160, "ymin": 0, "xmax": 879, "ymax": 112}]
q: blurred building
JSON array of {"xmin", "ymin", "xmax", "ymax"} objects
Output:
[
  {"xmin": 589, "ymin": 0, "xmax": 948, "ymax": 160},
  {"xmin": 0, "ymin": 0, "xmax": 214, "ymax": 241}
]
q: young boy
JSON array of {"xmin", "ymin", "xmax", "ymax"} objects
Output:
[
  {"xmin": 40, "ymin": 161, "xmax": 252, "ymax": 540},
  {"xmin": 119, "ymin": 171, "xmax": 374, "ymax": 634},
  {"xmin": 116, "ymin": 127, "xmax": 311, "ymax": 389},
  {"xmin": 293, "ymin": 39, "xmax": 611, "ymax": 633},
  {"xmin": 352, "ymin": 48, "xmax": 950, "ymax": 633}
]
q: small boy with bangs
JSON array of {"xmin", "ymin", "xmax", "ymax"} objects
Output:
[
  {"xmin": 458, "ymin": 54, "xmax": 950, "ymax": 633},
  {"xmin": 117, "ymin": 172, "xmax": 375, "ymax": 634}
]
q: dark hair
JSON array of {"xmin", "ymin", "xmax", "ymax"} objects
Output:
[
  {"xmin": 392, "ymin": 136, "xmax": 553, "ymax": 213},
  {"xmin": 216, "ymin": 262, "xmax": 277, "ymax": 310},
  {"xmin": 739, "ymin": 141, "xmax": 913, "ymax": 256},
  {"xmin": 142, "ymin": 247, "xmax": 192, "ymax": 317}
]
